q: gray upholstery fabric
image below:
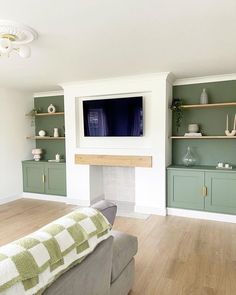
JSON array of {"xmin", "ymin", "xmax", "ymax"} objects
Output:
[
  {"xmin": 111, "ymin": 231, "xmax": 138, "ymax": 282},
  {"xmin": 44, "ymin": 236, "xmax": 113, "ymax": 295},
  {"xmin": 110, "ymin": 259, "xmax": 135, "ymax": 295},
  {"xmin": 43, "ymin": 202, "xmax": 137, "ymax": 295},
  {"xmin": 91, "ymin": 200, "xmax": 117, "ymax": 226}
]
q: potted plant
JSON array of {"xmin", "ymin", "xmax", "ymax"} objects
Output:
[
  {"xmin": 170, "ymin": 98, "xmax": 183, "ymax": 132},
  {"xmin": 26, "ymin": 108, "xmax": 41, "ymax": 126}
]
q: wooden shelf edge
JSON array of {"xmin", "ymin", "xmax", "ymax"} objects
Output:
[
  {"xmin": 170, "ymin": 136, "xmax": 236, "ymax": 139},
  {"xmin": 26, "ymin": 136, "xmax": 65, "ymax": 140},
  {"xmin": 35, "ymin": 112, "xmax": 64, "ymax": 116},
  {"xmin": 75, "ymin": 154, "xmax": 152, "ymax": 168},
  {"xmin": 181, "ymin": 102, "xmax": 236, "ymax": 109}
]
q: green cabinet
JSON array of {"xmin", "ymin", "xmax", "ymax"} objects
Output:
[
  {"xmin": 167, "ymin": 166, "xmax": 236, "ymax": 215},
  {"xmin": 22, "ymin": 161, "xmax": 66, "ymax": 196},
  {"xmin": 205, "ymin": 172, "xmax": 236, "ymax": 214},
  {"xmin": 168, "ymin": 169, "xmax": 205, "ymax": 210},
  {"xmin": 23, "ymin": 162, "xmax": 45, "ymax": 194}
]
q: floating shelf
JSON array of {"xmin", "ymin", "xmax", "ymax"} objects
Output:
[
  {"xmin": 26, "ymin": 136, "xmax": 65, "ymax": 140},
  {"xmin": 181, "ymin": 102, "xmax": 236, "ymax": 109},
  {"xmin": 25, "ymin": 112, "xmax": 64, "ymax": 117},
  {"xmin": 35, "ymin": 112, "xmax": 64, "ymax": 116},
  {"xmin": 170, "ymin": 136, "xmax": 236, "ymax": 139}
]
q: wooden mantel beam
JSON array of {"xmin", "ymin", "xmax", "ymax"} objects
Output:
[{"xmin": 75, "ymin": 154, "xmax": 152, "ymax": 168}]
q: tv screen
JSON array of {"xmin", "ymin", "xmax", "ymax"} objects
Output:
[{"xmin": 83, "ymin": 96, "xmax": 143, "ymax": 137}]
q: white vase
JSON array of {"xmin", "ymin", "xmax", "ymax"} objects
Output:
[
  {"xmin": 48, "ymin": 104, "xmax": 56, "ymax": 113},
  {"xmin": 54, "ymin": 128, "xmax": 59, "ymax": 137},
  {"xmin": 200, "ymin": 88, "xmax": 208, "ymax": 104},
  {"xmin": 38, "ymin": 130, "xmax": 46, "ymax": 137},
  {"xmin": 188, "ymin": 124, "xmax": 199, "ymax": 133}
]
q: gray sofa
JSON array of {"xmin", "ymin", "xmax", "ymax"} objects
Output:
[{"xmin": 44, "ymin": 201, "xmax": 138, "ymax": 295}]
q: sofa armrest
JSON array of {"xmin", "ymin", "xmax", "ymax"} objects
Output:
[{"xmin": 91, "ymin": 200, "xmax": 117, "ymax": 226}]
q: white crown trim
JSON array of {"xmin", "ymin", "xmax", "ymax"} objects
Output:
[
  {"xmin": 34, "ymin": 90, "xmax": 64, "ymax": 98},
  {"xmin": 174, "ymin": 73, "xmax": 236, "ymax": 86}
]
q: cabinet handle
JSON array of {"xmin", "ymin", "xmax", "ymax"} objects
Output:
[
  {"xmin": 202, "ymin": 186, "xmax": 207, "ymax": 197},
  {"xmin": 42, "ymin": 174, "xmax": 45, "ymax": 183}
]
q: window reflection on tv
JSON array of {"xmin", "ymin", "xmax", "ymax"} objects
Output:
[{"xmin": 83, "ymin": 97, "xmax": 143, "ymax": 137}]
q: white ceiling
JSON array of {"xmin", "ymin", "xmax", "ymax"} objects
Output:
[{"xmin": 1, "ymin": 0, "xmax": 236, "ymax": 92}]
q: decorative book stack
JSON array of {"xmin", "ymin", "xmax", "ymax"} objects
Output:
[{"xmin": 184, "ymin": 133, "xmax": 202, "ymax": 137}]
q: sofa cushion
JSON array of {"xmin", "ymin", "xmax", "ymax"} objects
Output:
[{"xmin": 110, "ymin": 230, "xmax": 138, "ymax": 282}]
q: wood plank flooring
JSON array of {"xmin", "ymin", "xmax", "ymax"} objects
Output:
[{"xmin": 1, "ymin": 199, "xmax": 236, "ymax": 295}]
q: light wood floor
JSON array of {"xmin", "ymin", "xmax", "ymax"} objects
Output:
[{"xmin": 1, "ymin": 199, "xmax": 236, "ymax": 295}]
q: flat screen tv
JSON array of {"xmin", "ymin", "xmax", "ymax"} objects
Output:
[{"xmin": 83, "ymin": 96, "xmax": 143, "ymax": 137}]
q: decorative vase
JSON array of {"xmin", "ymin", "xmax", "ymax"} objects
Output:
[
  {"xmin": 188, "ymin": 124, "xmax": 199, "ymax": 133},
  {"xmin": 48, "ymin": 104, "xmax": 56, "ymax": 113},
  {"xmin": 182, "ymin": 146, "xmax": 197, "ymax": 166},
  {"xmin": 53, "ymin": 128, "xmax": 59, "ymax": 137},
  {"xmin": 38, "ymin": 130, "xmax": 46, "ymax": 137},
  {"xmin": 200, "ymin": 88, "xmax": 208, "ymax": 104},
  {"xmin": 32, "ymin": 148, "xmax": 42, "ymax": 161},
  {"xmin": 55, "ymin": 153, "xmax": 61, "ymax": 162}
]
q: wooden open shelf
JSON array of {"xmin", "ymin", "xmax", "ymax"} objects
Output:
[
  {"xmin": 181, "ymin": 102, "xmax": 236, "ymax": 109},
  {"xmin": 26, "ymin": 136, "xmax": 65, "ymax": 140},
  {"xmin": 25, "ymin": 112, "xmax": 64, "ymax": 117},
  {"xmin": 35, "ymin": 112, "xmax": 64, "ymax": 116},
  {"xmin": 170, "ymin": 136, "xmax": 236, "ymax": 139},
  {"xmin": 75, "ymin": 154, "xmax": 152, "ymax": 167}
]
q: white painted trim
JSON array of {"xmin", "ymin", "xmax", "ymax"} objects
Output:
[
  {"xmin": 22, "ymin": 193, "xmax": 89, "ymax": 206},
  {"xmin": 167, "ymin": 208, "xmax": 236, "ymax": 224},
  {"xmin": 0, "ymin": 195, "xmax": 21, "ymax": 205},
  {"xmin": 135, "ymin": 205, "xmax": 167, "ymax": 216},
  {"xmin": 33, "ymin": 90, "xmax": 64, "ymax": 98},
  {"xmin": 60, "ymin": 72, "xmax": 170, "ymax": 88},
  {"xmin": 66, "ymin": 198, "xmax": 90, "ymax": 206},
  {"xmin": 174, "ymin": 73, "xmax": 236, "ymax": 86},
  {"xmin": 23, "ymin": 193, "xmax": 66, "ymax": 203}
]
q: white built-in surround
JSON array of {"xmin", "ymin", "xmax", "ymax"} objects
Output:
[
  {"xmin": 4, "ymin": 72, "xmax": 236, "ymax": 223},
  {"xmin": 61, "ymin": 73, "xmax": 173, "ymax": 215}
]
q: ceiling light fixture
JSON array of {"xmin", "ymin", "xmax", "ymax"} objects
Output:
[{"xmin": 0, "ymin": 20, "xmax": 38, "ymax": 58}]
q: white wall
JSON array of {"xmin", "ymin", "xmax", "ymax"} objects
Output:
[
  {"xmin": 62, "ymin": 73, "xmax": 173, "ymax": 214},
  {"xmin": 0, "ymin": 88, "xmax": 34, "ymax": 203}
]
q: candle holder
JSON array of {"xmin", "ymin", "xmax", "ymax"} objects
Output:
[{"xmin": 225, "ymin": 113, "xmax": 236, "ymax": 136}]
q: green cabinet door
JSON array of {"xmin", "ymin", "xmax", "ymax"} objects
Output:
[
  {"xmin": 45, "ymin": 163, "xmax": 66, "ymax": 196},
  {"xmin": 23, "ymin": 162, "xmax": 45, "ymax": 193},
  {"xmin": 167, "ymin": 169, "xmax": 205, "ymax": 210},
  {"xmin": 205, "ymin": 172, "xmax": 236, "ymax": 214}
]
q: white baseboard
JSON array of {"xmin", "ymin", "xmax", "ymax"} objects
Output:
[
  {"xmin": 66, "ymin": 198, "xmax": 90, "ymax": 206},
  {"xmin": 135, "ymin": 205, "xmax": 167, "ymax": 216},
  {"xmin": 22, "ymin": 193, "xmax": 89, "ymax": 206},
  {"xmin": 167, "ymin": 207, "xmax": 236, "ymax": 224},
  {"xmin": 0, "ymin": 194, "xmax": 21, "ymax": 205},
  {"xmin": 23, "ymin": 193, "xmax": 67, "ymax": 203}
]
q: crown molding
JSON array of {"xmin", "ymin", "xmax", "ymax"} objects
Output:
[
  {"xmin": 60, "ymin": 72, "xmax": 171, "ymax": 89},
  {"xmin": 174, "ymin": 73, "xmax": 236, "ymax": 86},
  {"xmin": 33, "ymin": 90, "xmax": 64, "ymax": 98}
]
